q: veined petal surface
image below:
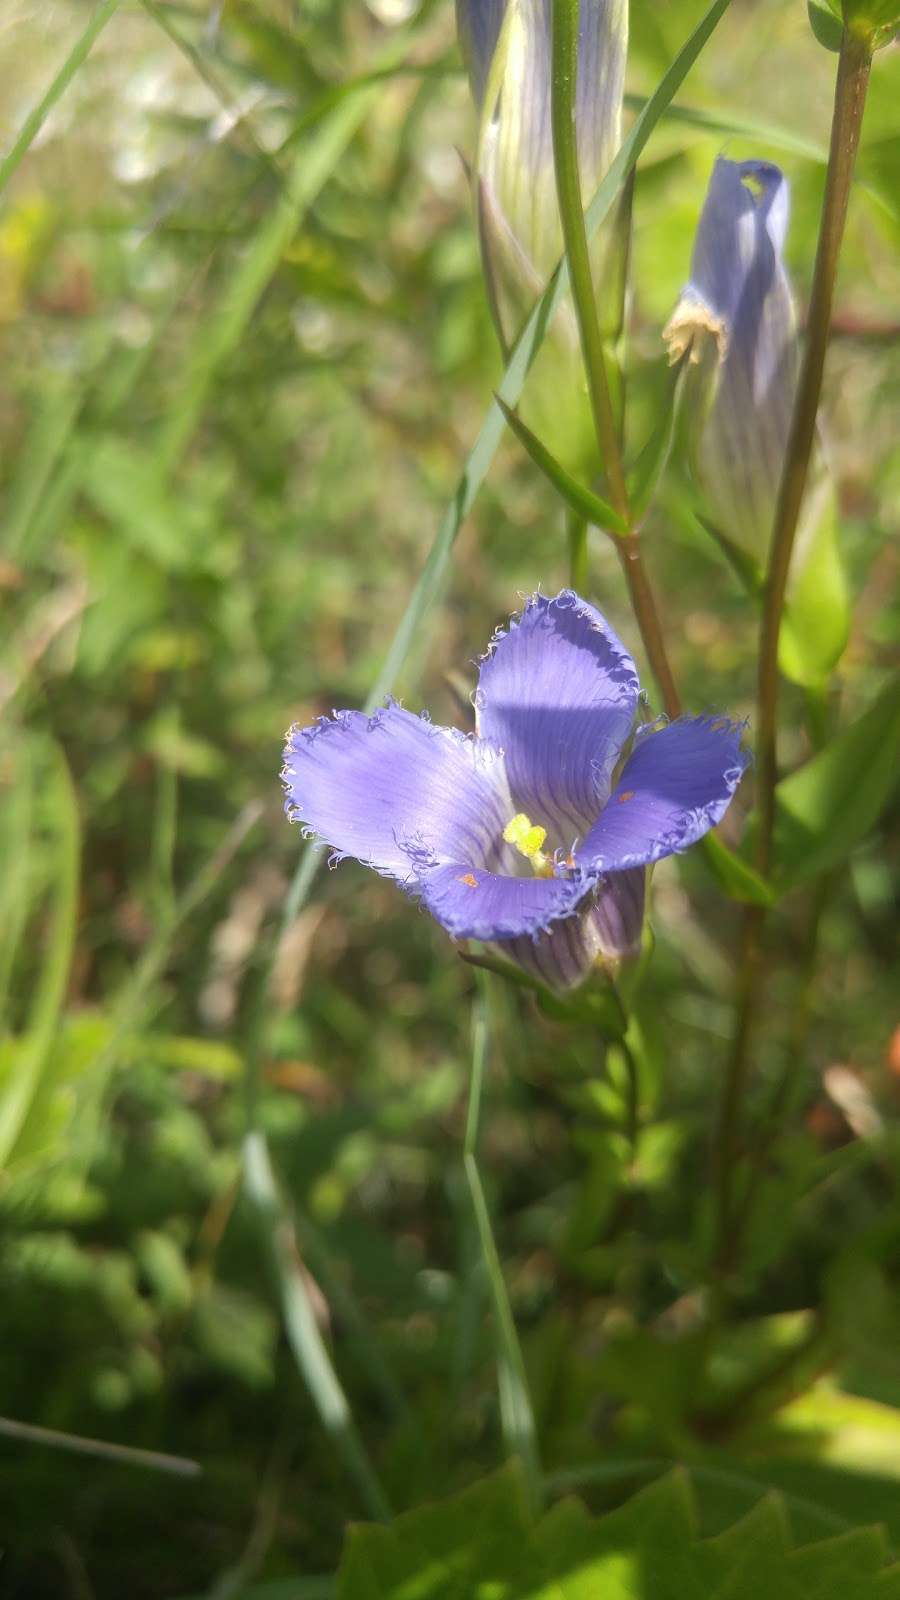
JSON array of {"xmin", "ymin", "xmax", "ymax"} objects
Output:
[
  {"xmin": 456, "ymin": 0, "xmax": 507, "ymax": 108},
  {"xmin": 419, "ymin": 860, "xmax": 588, "ymax": 942},
  {"xmin": 282, "ymin": 703, "xmax": 515, "ymax": 881},
  {"xmin": 577, "ymin": 715, "xmax": 750, "ymax": 872},
  {"xmin": 494, "ymin": 866, "xmax": 646, "ymax": 989},
  {"xmin": 476, "ymin": 591, "xmax": 639, "ymax": 846}
]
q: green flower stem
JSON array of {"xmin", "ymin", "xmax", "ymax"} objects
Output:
[
  {"xmin": 465, "ymin": 975, "xmax": 541, "ymax": 1509},
  {"xmin": 755, "ymin": 24, "xmax": 872, "ymax": 878},
  {"xmin": 713, "ymin": 24, "xmax": 872, "ymax": 1278},
  {"xmin": 549, "ymin": 0, "xmax": 681, "ymax": 721},
  {"xmin": 550, "ymin": 0, "xmax": 629, "ymax": 516},
  {"xmin": 615, "ymin": 538, "xmax": 681, "ymax": 720},
  {"xmin": 567, "ymin": 511, "xmax": 589, "ymax": 591}
]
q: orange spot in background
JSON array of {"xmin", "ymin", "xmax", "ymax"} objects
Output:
[
  {"xmin": 458, "ymin": 873, "xmax": 478, "ymax": 888},
  {"xmin": 617, "ymin": 790, "xmax": 635, "ymax": 803}
]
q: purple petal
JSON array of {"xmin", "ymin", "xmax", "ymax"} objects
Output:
[
  {"xmin": 418, "ymin": 861, "xmax": 587, "ymax": 942},
  {"xmin": 577, "ymin": 716, "xmax": 750, "ymax": 872},
  {"xmin": 476, "ymin": 591, "xmax": 639, "ymax": 847},
  {"xmin": 456, "ymin": 0, "xmax": 507, "ymax": 107},
  {"xmin": 493, "ymin": 866, "xmax": 646, "ymax": 990},
  {"xmin": 282, "ymin": 703, "xmax": 515, "ymax": 882}
]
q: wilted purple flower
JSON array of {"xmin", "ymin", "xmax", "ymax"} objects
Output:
[
  {"xmin": 664, "ymin": 157, "xmax": 847, "ymax": 684},
  {"xmin": 664, "ymin": 157, "xmax": 798, "ymax": 559},
  {"xmin": 281, "ymin": 592, "xmax": 748, "ymax": 993}
]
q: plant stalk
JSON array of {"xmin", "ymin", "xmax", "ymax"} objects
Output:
[
  {"xmin": 755, "ymin": 25, "xmax": 872, "ymax": 879},
  {"xmin": 713, "ymin": 24, "xmax": 872, "ymax": 1277}
]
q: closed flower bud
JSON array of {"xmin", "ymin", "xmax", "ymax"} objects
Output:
[
  {"xmin": 457, "ymin": 0, "xmax": 628, "ymax": 471},
  {"xmin": 665, "ymin": 157, "xmax": 848, "ymax": 685}
]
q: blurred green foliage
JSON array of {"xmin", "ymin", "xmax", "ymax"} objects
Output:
[{"xmin": 0, "ymin": 0, "xmax": 898, "ymax": 1596}]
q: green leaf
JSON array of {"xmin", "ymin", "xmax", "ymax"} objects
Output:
[
  {"xmin": 808, "ymin": 0, "xmax": 845, "ymax": 50},
  {"xmin": 496, "ymin": 397, "xmax": 627, "ymax": 534},
  {"xmin": 700, "ymin": 833, "xmax": 777, "ymax": 908},
  {"xmin": 627, "ymin": 358, "xmax": 689, "ymax": 519},
  {"xmin": 0, "ymin": 744, "xmax": 80, "ymax": 1172},
  {"xmin": 780, "ymin": 484, "xmax": 849, "ymax": 689},
  {"xmin": 772, "ymin": 675, "xmax": 900, "ymax": 886},
  {"xmin": 334, "ymin": 1463, "xmax": 900, "ymax": 1598},
  {"xmin": 336, "ymin": 1462, "xmax": 531, "ymax": 1600}
]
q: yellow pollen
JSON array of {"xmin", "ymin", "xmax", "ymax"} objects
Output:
[
  {"xmin": 457, "ymin": 872, "xmax": 478, "ymax": 888},
  {"xmin": 662, "ymin": 300, "xmax": 728, "ymax": 366},
  {"xmin": 617, "ymin": 790, "xmax": 635, "ymax": 804},
  {"xmin": 503, "ymin": 812, "xmax": 548, "ymax": 862}
]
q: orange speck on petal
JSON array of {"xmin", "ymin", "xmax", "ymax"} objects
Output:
[
  {"xmin": 458, "ymin": 873, "xmax": 478, "ymax": 888},
  {"xmin": 617, "ymin": 790, "xmax": 635, "ymax": 803}
]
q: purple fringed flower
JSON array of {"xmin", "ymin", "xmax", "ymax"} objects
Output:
[{"xmin": 282, "ymin": 592, "xmax": 749, "ymax": 992}]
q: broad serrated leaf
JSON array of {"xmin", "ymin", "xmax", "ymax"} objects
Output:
[
  {"xmin": 335, "ymin": 1464, "xmax": 900, "ymax": 1599},
  {"xmin": 336, "ymin": 1462, "xmax": 531, "ymax": 1599},
  {"xmin": 788, "ymin": 1527, "xmax": 887, "ymax": 1598}
]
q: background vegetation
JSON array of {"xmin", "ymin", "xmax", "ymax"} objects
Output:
[{"xmin": 0, "ymin": 1, "xmax": 898, "ymax": 1595}]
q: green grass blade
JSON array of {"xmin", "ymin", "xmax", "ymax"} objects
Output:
[
  {"xmin": 242, "ymin": 1130, "xmax": 392, "ymax": 1523},
  {"xmin": 0, "ymin": 0, "xmax": 123, "ymax": 200},
  {"xmin": 464, "ymin": 978, "xmax": 541, "ymax": 1509},
  {"xmin": 496, "ymin": 397, "xmax": 627, "ymax": 534},
  {"xmin": 624, "ymin": 93, "xmax": 829, "ymax": 164},
  {"xmin": 2, "ymin": 381, "xmax": 81, "ymax": 560},
  {"xmin": 0, "ymin": 741, "xmax": 33, "ymax": 1029},
  {"xmin": 0, "ymin": 742, "xmax": 80, "ymax": 1169},
  {"xmin": 154, "ymin": 43, "xmax": 406, "ymax": 476}
]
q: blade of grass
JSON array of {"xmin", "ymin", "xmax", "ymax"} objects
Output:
[
  {"xmin": 0, "ymin": 742, "xmax": 80, "ymax": 1170},
  {"xmin": 0, "ymin": 0, "xmax": 123, "ymax": 199},
  {"xmin": 154, "ymin": 37, "xmax": 408, "ymax": 476},
  {"xmin": 68, "ymin": 801, "xmax": 263, "ymax": 1170},
  {"xmin": 242, "ymin": 1130, "xmax": 391, "ymax": 1523},
  {"xmin": 0, "ymin": 740, "xmax": 33, "ymax": 1031},
  {"xmin": 623, "ymin": 93, "xmax": 829, "ymax": 165},
  {"xmin": 464, "ymin": 976, "xmax": 540, "ymax": 1509}
]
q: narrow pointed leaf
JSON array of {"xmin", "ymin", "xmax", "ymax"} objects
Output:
[
  {"xmin": 496, "ymin": 397, "xmax": 627, "ymax": 533},
  {"xmin": 628, "ymin": 358, "xmax": 689, "ymax": 519},
  {"xmin": 773, "ymin": 676, "xmax": 900, "ymax": 886},
  {"xmin": 701, "ymin": 833, "xmax": 777, "ymax": 907}
]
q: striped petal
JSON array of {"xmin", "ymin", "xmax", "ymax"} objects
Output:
[
  {"xmin": 418, "ymin": 860, "xmax": 587, "ymax": 942},
  {"xmin": 476, "ymin": 591, "xmax": 640, "ymax": 849},
  {"xmin": 493, "ymin": 866, "xmax": 646, "ymax": 989},
  {"xmin": 282, "ymin": 702, "xmax": 515, "ymax": 882},
  {"xmin": 577, "ymin": 715, "xmax": 750, "ymax": 872}
]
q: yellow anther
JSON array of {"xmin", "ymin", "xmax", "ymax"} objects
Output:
[{"xmin": 503, "ymin": 812, "xmax": 548, "ymax": 862}]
